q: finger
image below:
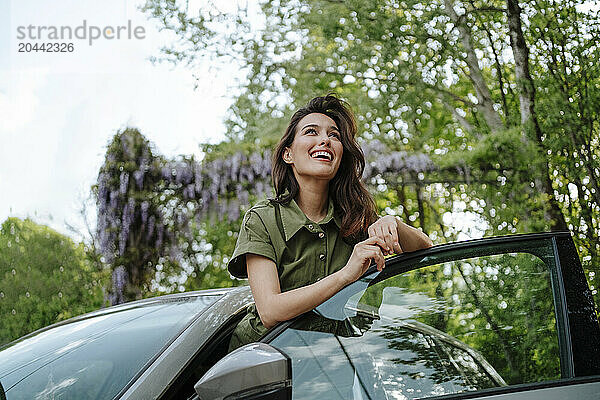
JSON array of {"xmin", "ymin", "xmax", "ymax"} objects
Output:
[
  {"xmin": 388, "ymin": 225, "xmax": 402, "ymax": 254},
  {"xmin": 377, "ymin": 246, "xmax": 386, "ymax": 266},
  {"xmin": 374, "ymin": 250, "xmax": 385, "ymax": 271},
  {"xmin": 382, "ymin": 227, "xmax": 395, "ymax": 255},
  {"xmin": 361, "ymin": 235, "xmax": 388, "ymax": 249},
  {"xmin": 368, "ymin": 225, "xmax": 375, "ymax": 238},
  {"xmin": 376, "ymin": 225, "xmax": 392, "ymax": 255},
  {"xmin": 363, "ymin": 246, "xmax": 385, "ymax": 271},
  {"xmin": 371, "ymin": 224, "xmax": 385, "ymax": 254}
]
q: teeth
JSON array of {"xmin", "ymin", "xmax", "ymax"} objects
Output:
[{"xmin": 311, "ymin": 151, "xmax": 332, "ymax": 160}]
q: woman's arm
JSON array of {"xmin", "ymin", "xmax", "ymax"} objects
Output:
[
  {"xmin": 368, "ymin": 215, "xmax": 433, "ymax": 255},
  {"xmin": 395, "ymin": 216, "xmax": 433, "ymax": 251},
  {"xmin": 247, "ymin": 236, "xmax": 387, "ymax": 329}
]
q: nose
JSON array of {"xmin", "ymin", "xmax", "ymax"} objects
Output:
[{"xmin": 319, "ymin": 132, "xmax": 331, "ymax": 146}]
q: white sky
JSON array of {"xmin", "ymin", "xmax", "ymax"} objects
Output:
[{"xmin": 0, "ymin": 0, "xmax": 243, "ymax": 239}]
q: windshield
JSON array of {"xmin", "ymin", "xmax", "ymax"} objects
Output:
[{"xmin": 0, "ymin": 294, "xmax": 219, "ymax": 400}]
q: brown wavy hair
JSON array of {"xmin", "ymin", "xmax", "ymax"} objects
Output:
[{"xmin": 271, "ymin": 94, "xmax": 377, "ymax": 240}]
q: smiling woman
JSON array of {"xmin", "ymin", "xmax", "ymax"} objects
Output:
[
  {"xmin": 282, "ymin": 113, "xmax": 343, "ymax": 183},
  {"xmin": 227, "ymin": 94, "xmax": 433, "ymax": 351}
]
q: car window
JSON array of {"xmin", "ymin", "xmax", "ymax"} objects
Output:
[
  {"xmin": 270, "ymin": 242, "xmax": 561, "ymax": 399},
  {"xmin": 0, "ymin": 295, "xmax": 219, "ymax": 400},
  {"xmin": 440, "ymin": 341, "xmax": 498, "ymax": 389}
]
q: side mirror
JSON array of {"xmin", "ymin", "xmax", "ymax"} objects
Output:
[{"xmin": 194, "ymin": 342, "xmax": 291, "ymax": 400}]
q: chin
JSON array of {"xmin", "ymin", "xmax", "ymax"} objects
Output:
[{"xmin": 313, "ymin": 166, "xmax": 340, "ymax": 179}]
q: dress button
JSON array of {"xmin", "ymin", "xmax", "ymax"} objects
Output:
[
  {"xmin": 319, "ymin": 254, "xmax": 325, "ymax": 261},
  {"xmin": 318, "ymin": 232, "xmax": 325, "ymax": 239},
  {"xmin": 308, "ymin": 224, "xmax": 314, "ymax": 230}
]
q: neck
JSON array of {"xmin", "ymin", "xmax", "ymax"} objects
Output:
[{"xmin": 295, "ymin": 178, "xmax": 329, "ymax": 223}]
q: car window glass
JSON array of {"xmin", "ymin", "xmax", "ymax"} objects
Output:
[
  {"xmin": 0, "ymin": 295, "xmax": 219, "ymax": 400},
  {"xmin": 271, "ymin": 248, "xmax": 560, "ymax": 399},
  {"xmin": 440, "ymin": 342, "xmax": 497, "ymax": 389}
]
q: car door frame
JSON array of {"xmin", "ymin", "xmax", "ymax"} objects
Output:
[{"xmin": 261, "ymin": 231, "xmax": 600, "ymax": 399}]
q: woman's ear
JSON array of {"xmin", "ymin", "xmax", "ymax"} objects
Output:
[{"xmin": 283, "ymin": 148, "xmax": 293, "ymax": 164}]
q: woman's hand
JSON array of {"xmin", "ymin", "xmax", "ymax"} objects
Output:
[
  {"xmin": 368, "ymin": 215, "xmax": 434, "ymax": 255},
  {"xmin": 368, "ymin": 215, "xmax": 403, "ymax": 256},
  {"xmin": 340, "ymin": 236, "xmax": 387, "ymax": 285}
]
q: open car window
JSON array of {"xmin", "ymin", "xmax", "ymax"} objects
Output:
[{"xmin": 269, "ymin": 237, "xmax": 566, "ymax": 399}]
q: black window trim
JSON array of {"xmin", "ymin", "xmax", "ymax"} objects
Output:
[{"xmin": 551, "ymin": 235, "xmax": 575, "ymax": 378}]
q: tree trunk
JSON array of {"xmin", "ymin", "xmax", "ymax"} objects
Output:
[
  {"xmin": 506, "ymin": 0, "xmax": 568, "ymax": 231},
  {"xmin": 507, "ymin": 0, "xmax": 535, "ymax": 127},
  {"xmin": 415, "ymin": 179, "xmax": 427, "ymax": 234},
  {"xmin": 443, "ymin": 0, "xmax": 505, "ymax": 132}
]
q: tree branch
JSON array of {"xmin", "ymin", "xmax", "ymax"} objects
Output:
[
  {"xmin": 443, "ymin": 0, "xmax": 505, "ymax": 132},
  {"xmin": 468, "ymin": 6, "xmax": 507, "ymax": 14},
  {"xmin": 479, "ymin": 15, "xmax": 510, "ymax": 121},
  {"xmin": 441, "ymin": 99, "xmax": 476, "ymax": 134}
]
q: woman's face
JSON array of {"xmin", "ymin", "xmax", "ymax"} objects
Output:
[{"xmin": 283, "ymin": 113, "xmax": 344, "ymax": 182}]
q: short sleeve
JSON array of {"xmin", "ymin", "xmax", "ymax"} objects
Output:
[{"xmin": 227, "ymin": 210, "xmax": 277, "ymax": 279}]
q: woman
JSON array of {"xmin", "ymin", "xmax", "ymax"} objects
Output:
[{"xmin": 227, "ymin": 94, "xmax": 432, "ymax": 351}]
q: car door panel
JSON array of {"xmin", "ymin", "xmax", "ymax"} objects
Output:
[
  {"xmin": 266, "ymin": 233, "xmax": 600, "ymax": 400},
  {"xmin": 450, "ymin": 379, "xmax": 600, "ymax": 400}
]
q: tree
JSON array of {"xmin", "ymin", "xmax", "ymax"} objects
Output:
[
  {"xmin": 0, "ymin": 218, "xmax": 106, "ymax": 345},
  {"xmin": 528, "ymin": 0, "xmax": 600, "ymax": 306},
  {"xmin": 142, "ymin": 0, "xmax": 600, "ymax": 309},
  {"xmin": 95, "ymin": 128, "xmax": 200, "ymax": 303},
  {"xmin": 94, "ymin": 128, "xmax": 274, "ymax": 302}
]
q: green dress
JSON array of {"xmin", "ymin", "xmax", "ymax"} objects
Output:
[{"xmin": 227, "ymin": 197, "xmax": 359, "ymax": 351}]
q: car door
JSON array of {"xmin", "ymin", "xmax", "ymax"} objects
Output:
[{"xmin": 264, "ymin": 232, "xmax": 600, "ymax": 400}]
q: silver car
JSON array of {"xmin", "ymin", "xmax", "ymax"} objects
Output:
[{"xmin": 1, "ymin": 231, "xmax": 599, "ymax": 399}]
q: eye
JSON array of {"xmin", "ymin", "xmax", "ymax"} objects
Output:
[
  {"xmin": 329, "ymin": 130, "xmax": 340, "ymax": 139},
  {"xmin": 305, "ymin": 128, "xmax": 318, "ymax": 135}
]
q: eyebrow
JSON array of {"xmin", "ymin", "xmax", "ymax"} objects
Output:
[{"xmin": 301, "ymin": 123, "xmax": 340, "ymax": 131}]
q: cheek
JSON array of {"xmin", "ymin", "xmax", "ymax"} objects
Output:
[
  {"xmin": 336, "ymin": 144, "xmax": 344, "ymax": 162},
  {"xmin": 290, "ymin": 138, "xmax": 310, "ymax": 155}
]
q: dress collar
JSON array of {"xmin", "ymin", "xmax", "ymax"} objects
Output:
[{"xmin": 279, "ymin": 194, "xmax": 341, "ymax": 241}]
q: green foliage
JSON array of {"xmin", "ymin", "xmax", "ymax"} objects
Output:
[
  {"xmin": 140, "ymin": 0, "xmax": 600, "ymax": 310},
  {"xmin": 201, "ymin": 136, "xmax": 277, "ymax": 162},
  {"xmin": 95, "ymin": 128, "xmax": 183, "ymax": 303},
  {"xmin": 0, "ymin": 218, "xmax": 106, "ymax": 345},
  {"xmin": 527, "ymin": 1, "xmax": 600, "ymax": 306},
  {"xmin": 438, "ymin": 127, "xmax": 550, "ymax": 233},
  {"xmin": 183, "ymin": 218, "xmax": 247, "ymax": 291}
]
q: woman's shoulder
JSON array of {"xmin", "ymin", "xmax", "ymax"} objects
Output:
[
  {"xmin": 248, "ymin": 198, "xmax": 274, "ymax": 212},
  {"xmin": 245, "ymin": 198, "xmax": 276, "ymax": 219},
  {"xmin": 241, "ymin": 198, "xmax": 279, "ymax": 231}
]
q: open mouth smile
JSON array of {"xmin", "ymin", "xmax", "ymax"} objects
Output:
[{"xmin": 310, "ymin": 150, "xmax": 333, "ymax": 161}]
